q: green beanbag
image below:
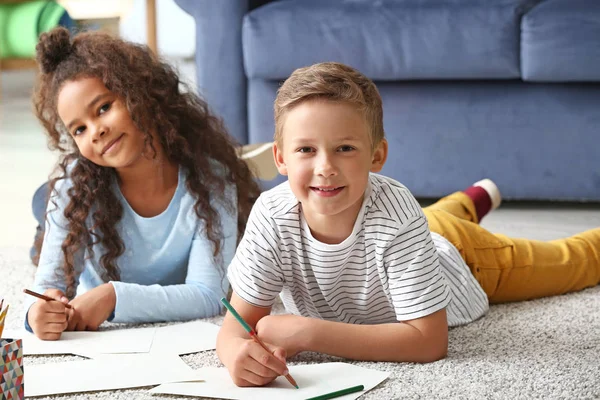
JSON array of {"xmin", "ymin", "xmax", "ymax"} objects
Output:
[{"xmin": 0, "ymin": 0, "xmax": 68, "ymax": 58}]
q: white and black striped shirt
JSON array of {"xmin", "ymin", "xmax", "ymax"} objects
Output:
[{"xmin": 228, "ymin": 174, "xmax": 488, "ymax": 327}]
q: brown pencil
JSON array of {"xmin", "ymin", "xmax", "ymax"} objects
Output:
[
  {"xmin": 0, "ymin": 304, "xmax": 9, "ymax": 338},
  {"xmin": 23, "ymin": 289, "xmax": 73, "ymax": 309}
]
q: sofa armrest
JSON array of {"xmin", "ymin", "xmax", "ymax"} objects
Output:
[{"xmin": 174, "ymin": 0, "xmax": 252, "ymax": 144}]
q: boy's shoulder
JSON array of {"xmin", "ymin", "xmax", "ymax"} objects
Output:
[
  {"xmin": 256, "ymin": 180, "xmax": 299, "ymax": 219},
  {"xmin": 367, "ymin": 173, "xmax": 424, "ymax": 224}
]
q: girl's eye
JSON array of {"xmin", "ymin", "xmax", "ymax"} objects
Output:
[
  {"xmin": 99, "ymin": 103, "xmax": 111, "ymax": 114},
  {"xmin": 73, "ymin": 126, "xmax": 85, "ymax": 136},
  {"xmin": 339, "ymin": 145, "xmax": 355, "ymax": 152},
  {"xmin": 298, "ymin": 147, "xmax": 314, "ymax": 153}
]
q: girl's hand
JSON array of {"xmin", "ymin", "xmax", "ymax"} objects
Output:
[
  {"xmin": 255, "ymin": 314, "xmax": 310, "ymax": 358},
  {"xmin": 28, "ymin": 289, "xmax": 69, "ymax": 340},
  {"xmin": 224, "ymin": 336, "xmax": 288, "ymax": 387},
  {"xmin": 66, "ymin": 283, "xmax": 116, "ymax": 331}
]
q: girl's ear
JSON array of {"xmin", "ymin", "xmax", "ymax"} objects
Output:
[
  {"xmin": 273, "ymin": 142, "xmax": 288, "ymax": 176},
  {"xmin": 370, "ymin": 138, "xmax": 388, "ymax": 173}
]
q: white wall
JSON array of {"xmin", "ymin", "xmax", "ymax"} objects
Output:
[{"xmin": 119, "ymin": 0, "xmax": 195, "ymax": 58}]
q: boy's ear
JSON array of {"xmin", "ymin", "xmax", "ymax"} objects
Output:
[
  {"xmin": 370, "ymin": 138, "xmax": 388, "ymax": 173},
  {"xmin": 273, "ymin": 141, "xmax": 289, "ymax": 176}
]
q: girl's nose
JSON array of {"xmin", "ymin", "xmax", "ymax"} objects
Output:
[{"xmin": 90, "ymin": 124, "xmax": 107, "ymax": 142}]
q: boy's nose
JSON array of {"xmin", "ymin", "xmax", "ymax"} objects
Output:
[{"xmin": 315, "ymin": 155, "xmax": 337, "ymax": 177}]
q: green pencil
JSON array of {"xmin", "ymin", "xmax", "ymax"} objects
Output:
[
  {"xmin": 306, "ymin": 384, "xmax": 365, "ymax": 400},
  {"xmin": 220, "ymin": 297, "xmax": 299, "ymax": 389}
]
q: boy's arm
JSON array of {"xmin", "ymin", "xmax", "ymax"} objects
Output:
[
  {"xmin": 216, "ymin": 292, "xmax": 288, "ymax": 387},
  {"xmin": 257, "ymin": 309, "xmax": 447, "ymax": 363}
]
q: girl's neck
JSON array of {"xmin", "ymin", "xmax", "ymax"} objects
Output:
[{"xmin": 116, "ymin": 150, "xmax": 179, "ymax": 197}]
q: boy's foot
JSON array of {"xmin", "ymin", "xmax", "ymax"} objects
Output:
[
  {"xmin": 463, "ymin": 179, "xmax": 502, "ymax": 221},
  {"xmin": 239, "ymin": 142, "xmax": 279, "ymax": 181}
]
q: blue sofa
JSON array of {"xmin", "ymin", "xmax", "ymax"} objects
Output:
[{"xmin": 174, "ymin": 0, "xmax": 600, "ymax": 201}]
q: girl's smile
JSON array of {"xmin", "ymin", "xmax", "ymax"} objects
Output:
[{"xmin": 101, "ymin": 133, "xmax": 125, "ymax": 155}]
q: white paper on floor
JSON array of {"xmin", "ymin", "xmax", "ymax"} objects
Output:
[
  {"xmin": 25, "ymin": 353, "xmax": 201, "ymax": 397},
  {"xmin": 2, "ymin": 327, "xmax": 156, "ymax": 356},
  {"xmin": 149, "ymin": 362, "xmax": 390, "ymax": 400},
  {"xmin": 149, "ymin": 320, "xmax": 220, "ymax": 355},
  {"xmin": 3, "ymin": 320, "xmax": 220, "ymax": 356}
]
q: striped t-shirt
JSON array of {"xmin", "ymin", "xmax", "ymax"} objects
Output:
[{"xmin": 228, "ymin": 174, "xmax": 489, "ymax": 327}]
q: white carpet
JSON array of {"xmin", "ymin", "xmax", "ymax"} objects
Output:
[{"xmin": 1, "ymin": 239, "xmax": 599, "ymax": 399}]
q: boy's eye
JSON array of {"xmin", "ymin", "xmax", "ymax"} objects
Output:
[
  {"xmin": 73, "ymin": 126, "xmax": 86, "ymax": 136},
  {"xmin": 99, "ymin": 102, "xmax": 111, "ymax": 114},
  {"xmin": 297, "ymin": 147, "xmax": 314, "ymax": 153},
  {"xmin": 338, "ymin": 145, "xmax": 355, "ymax": 152}
]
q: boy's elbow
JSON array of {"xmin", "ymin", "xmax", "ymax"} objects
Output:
[
  {"xmin": 422, "ymin": 333, "xmax": 448, "ymax": 363},
  {"xmin": 426, "ymin": 342, "xmax": 448, "ymax": 362}
]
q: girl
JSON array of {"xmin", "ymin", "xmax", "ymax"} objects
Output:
[{"xmin": 26, "ymin": 27, "xmax": 260, "ymax": 340}]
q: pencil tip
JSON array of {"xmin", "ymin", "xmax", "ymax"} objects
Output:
[{"xmin": 295, "ymin": 385, "xmax": 299, "ymax": 389}]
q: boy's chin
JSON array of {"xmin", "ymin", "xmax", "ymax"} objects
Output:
[{"xmin": 302, "ymin": 202, "xmax": 353, "ymax": 218}]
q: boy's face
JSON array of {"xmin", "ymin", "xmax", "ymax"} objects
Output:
[
  {"xmin": 57, "ymin": 77, "xmax": 147, "ymax": 169},
  {"xmin": 274, "ymin": 100, "xmax": 387, "ymax": 222}
]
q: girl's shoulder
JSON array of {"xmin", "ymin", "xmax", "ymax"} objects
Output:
[{"xmin": 49, "ymin": 161, "xmax": 77, "ymax": 201}]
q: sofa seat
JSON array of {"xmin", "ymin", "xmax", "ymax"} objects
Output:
[{"xmin": 243, "ymin": 0, "xmax": 532, "ymax": 80}]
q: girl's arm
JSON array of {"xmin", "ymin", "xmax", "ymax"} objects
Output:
[
  {"xmin": 108, "ymin": 187, "xmax": 239, "ymax": 324},
  {"xmin": 26, "ymin": 179, "xmax": 80, "ymax": 335},
  {"xmin": 108, "ymin": 232, "xmax": 233, "ymax": 323}
]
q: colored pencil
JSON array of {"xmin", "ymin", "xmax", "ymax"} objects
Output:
[
  {"xmin": 0, "ymin": 304, "xmax": 9, "ymax": 338},
  {"xmin": 23, "ymin": 289, "xmax": 73, "ymax": 309},
  {"xmin": 306, "ymin": 384, "xmax": 365, "ymax": 400},
  {"xmin": 220, "ymin": 297, "xmax": 299, "ymax": 389}
]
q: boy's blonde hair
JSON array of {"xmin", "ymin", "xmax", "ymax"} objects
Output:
[{"xmin": 274, "ymin": 62, "xmax": 384, "ymax": 150}]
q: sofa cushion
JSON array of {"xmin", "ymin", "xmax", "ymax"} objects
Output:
[
  {"xmin": 521, "ymin": 0, "xmax": 600, "ymax": 82},
  {"xmin": 243, "ymin": 0, "xmax": 531, "ymax": 80}
]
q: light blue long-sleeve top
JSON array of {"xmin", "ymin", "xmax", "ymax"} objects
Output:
[{"xmin": 25, "ymin": 166, "xmax": 236, "ymax": 328}]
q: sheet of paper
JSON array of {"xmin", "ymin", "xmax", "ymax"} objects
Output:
[
  {"xmin": 2, "ymin": 327, "xmax": 156, "ymax": 356},
  {"xmin": 149, "ymin": 320, "xmax": 220, "ymax": 355},
  {"xmin": 150, "ymin": 362, "xmax": 389, "ymax": 400},
  {"xmin": 25, "ymin": 353, "xmax": 201, "ymax": 397}
]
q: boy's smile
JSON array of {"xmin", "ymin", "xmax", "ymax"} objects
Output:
[
  {"xmin": 310, "ymin": 186, "xmax": 344, "ymax": 197},
  {"xmin": 57, "ymin": 77, "xmax": 147, "ymax": 169},
  {"xmin": 274, "ymin": 100, "xmax": 387, "ymax": 243}
]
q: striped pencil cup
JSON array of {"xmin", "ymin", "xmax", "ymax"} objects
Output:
[{"xmin": 1, "ymin": 339, "xmax": 24, "ymax": 400}]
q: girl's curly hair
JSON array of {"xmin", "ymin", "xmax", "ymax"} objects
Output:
[{"xmin": 32, "ymin": 27, "xmax": 260, "ymax": 298}]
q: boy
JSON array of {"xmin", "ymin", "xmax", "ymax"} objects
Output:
[{"xmin": 216, "ymin": 62, "xmax": 600, "ymax": 387}]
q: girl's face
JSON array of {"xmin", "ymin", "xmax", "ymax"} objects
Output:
[{"xmin": 57, "ymin": 77, "xmax": 148, "ymax": 169}]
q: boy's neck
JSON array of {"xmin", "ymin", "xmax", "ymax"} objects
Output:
[{"xmin": 302, "ymin": 196, "xmax": 364, "ymax": 245}]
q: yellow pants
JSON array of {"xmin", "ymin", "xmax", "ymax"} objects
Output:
[{"xmin": 423, "ymin": 192, "xmax": 600, "ymax": 304}]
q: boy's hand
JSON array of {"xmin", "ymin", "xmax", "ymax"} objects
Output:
[
  {"xmin": 224, "ymin": 336, "xmax": 288, "ymax": 387},
  {"xmin": 28, "ymin": 289, "xmax": 69, "ymax": 340},
  {"xmin": 66, "ymin": 283, "xmax": 116, "ymax": 331},
  {"xmin": 256, "ymin": 314, "xmax": 309, "ymax": 358}
]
